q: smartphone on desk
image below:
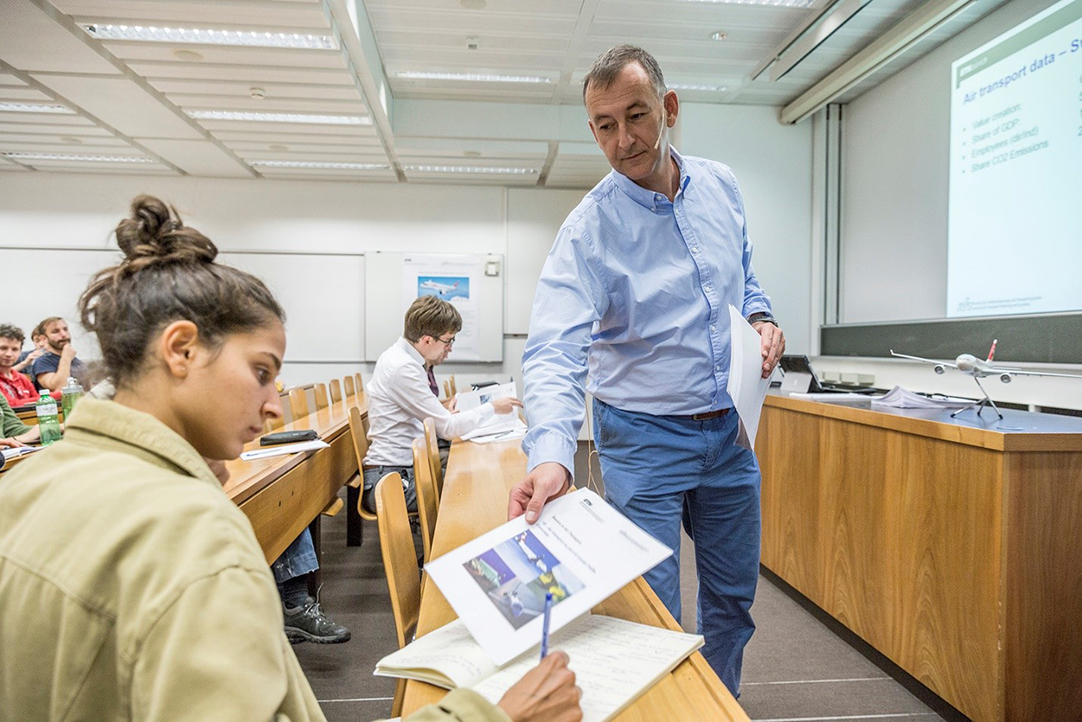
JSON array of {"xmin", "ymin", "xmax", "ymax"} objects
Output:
[{"xmin": 260, "ymin": 429, "xmax": 318, "ymax": 446}]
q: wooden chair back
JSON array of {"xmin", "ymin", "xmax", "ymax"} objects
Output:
[
  {"xmin": 412, "ymin": 437, "xmax": 439, "ymax": 564},
  {"xmin": 375, "ymin": 472, "xmax": 421, "ymax": 649},
  {"xmin": 354, "ymin": 372, "xmax": 364, "ymax": 393},
  {"xmin": 348, "ymin": 406, "xmax": 377, "ymax": 522},
  {"xmin": 343, "ymin": 375, "xmax": 356, "ymax": 398},
  {"xmin": 329, "ymin": 378, "xmax": 342, "ymax": 404},
  {"xmin": 313, "ymin": 382, "xmax": 329, "ymax": 410},
  {"xmin": 422, "ymin": 417, "xmax": 444, "ymax": 499},
  {"xmin": 288, "ymin": 387, "xmax": 310, "ymax": 419},
  {"xmin": 442, "ymin": 379, "xmax": 451, "ymax": 397},
  {"xmin": 448, "ymin": 374, "xmax": 457, "ymax": 395}
]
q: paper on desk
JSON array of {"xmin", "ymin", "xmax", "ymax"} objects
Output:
[
  {"xmin": 468, "ymin": 426, "xmax": 527, "ymax": 445},
  {"xmin": 457, "ymin": 381, "xmax": 526, "ymax": 441},
  {"xmin": 870, "ymin": 386, "xmax": 971, "ymax": 409},
  {"xmin": 425, "ymin": 488, "xmax": 672, "ymax": 666},
  {"xmin": 1, "ymin": 445, "xmax": 44, "ymax": 462},
  {"xmin": 726, "ymin": 305, "xmax": 772, "ymax": 450},
  {"xmin": 239, "ymin": 439, "xmax": 328, "ymax": 461}
]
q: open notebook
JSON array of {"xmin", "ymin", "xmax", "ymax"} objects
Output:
[{"xmin": 375, "ymin": 615, "xmax": 703, "ymax": 722}]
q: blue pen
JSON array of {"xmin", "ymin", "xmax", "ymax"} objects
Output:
[{"xmin": 540, "ymin": 592, "xmax": 554, "ymax": 659}]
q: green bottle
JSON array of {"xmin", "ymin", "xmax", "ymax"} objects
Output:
[
  {"xmin": 36, "ymin": 391, "xmax": 62, "ymax": 446},
  {"xmin": 61, "ymin": 376, "xmax": 85, "ymax": 419}
]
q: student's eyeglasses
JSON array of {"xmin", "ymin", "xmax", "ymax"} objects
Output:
[{"xmin": 434, "ymin": 335, "xmax": 456, "ymax": 347}]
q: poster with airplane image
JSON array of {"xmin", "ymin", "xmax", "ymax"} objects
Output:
[{"xmin": 403, "ymin": 255, "xmax": 481, "ymax": 360}]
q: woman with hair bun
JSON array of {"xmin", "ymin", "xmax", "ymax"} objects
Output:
[{"xmin": 0, "ymin": 196, "xmax": 582, "ymax": 722}]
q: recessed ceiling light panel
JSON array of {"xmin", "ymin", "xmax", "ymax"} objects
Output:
[
  {"xmin": 81, "ymin": 24, "xmax": 338, "ymax": 50},
  {"xmin": 669, "ymin": 83, "xmax": 729, "ymax": 92},
  {"xmin": 251, "ymin": 160, "xmax": 388, "ymax": 170},
  {"xmin": 403, "ymin": 165, "xmax": 539, "ymax": 175},
  {"xmin": 0, "ymin": 102, "xmax": 74, "ymax": 114},
  {"xmin": 2, "ymin": 152, "xmax": 155, "ymax": 163},
  {"xmin": 397, "ymin": 71, "xmax": 553, "ymax": 84},
  {"xmin": 187, "ymin": 110, "xmax": 371, "ymax": 125},
  {"xmin": 678, "ymin": 0, "xmax": 815, "ymax": 6}
]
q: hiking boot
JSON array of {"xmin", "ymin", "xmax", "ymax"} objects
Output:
[{"xmin": 284, "ymin": 596, "xmax": 351, "ymax": 644}]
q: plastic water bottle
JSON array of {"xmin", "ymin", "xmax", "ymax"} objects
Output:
[
  {"xmin": 36, "ymin": 391, "xmax": 62, "ymax": 446},
  {"xmin": 61, "ymin": 376, "xmax": 85, "ymax": 419}
]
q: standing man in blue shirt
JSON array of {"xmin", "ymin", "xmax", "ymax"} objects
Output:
[{"xmin": 508, "ymin": 45, "xmax": 785, "ymax": 696}]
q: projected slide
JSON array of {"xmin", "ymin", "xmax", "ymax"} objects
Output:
[{"xmin": 947, "ymin": 0, "xmax": 1081, "ymax": 318}]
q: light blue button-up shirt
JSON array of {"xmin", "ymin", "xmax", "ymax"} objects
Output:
[{"xmin": 521, "ymin": 148, "xmax": 773, "ymax": 475}]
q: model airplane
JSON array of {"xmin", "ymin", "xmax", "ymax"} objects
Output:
[
  {"xmin": 890, "ymin": 340, "xmax": 1082, "ymax": 419},
  {"xmin": 420, "ymin": 279, "xmax": 459, "ymax": 296}
]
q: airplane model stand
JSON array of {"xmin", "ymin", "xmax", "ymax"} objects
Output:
[{"xmin": 950, "ymin": 376, "xmax": 1003, "ymax": 420}]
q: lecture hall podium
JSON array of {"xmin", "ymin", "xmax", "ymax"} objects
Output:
[{"xmin": 755, "ymin": 394, "xmax": 1082, "ymax": 722}]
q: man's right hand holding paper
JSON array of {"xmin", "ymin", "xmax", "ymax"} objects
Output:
[{"xmin": 508, "ymin": 461, "xmax": 571, "ymax": 524}]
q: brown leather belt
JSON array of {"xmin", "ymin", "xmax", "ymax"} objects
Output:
[{"xmin": 688, "ymin": 408, "xmax": 731, "ymax": 421}]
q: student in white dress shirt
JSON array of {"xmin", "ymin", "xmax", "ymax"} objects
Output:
[{"xmin": 362, "ymin": 295, "xmax": 521, "ymax": 513}]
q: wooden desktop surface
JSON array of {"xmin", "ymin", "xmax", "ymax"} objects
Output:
[
  {"xmin": 400, "ymin": 439, "xmax": 750, "ymax": 721},
  {"xmin": 223, "ymin": 392, "xmax": 366, "ymax": 563},
  {"xmin": 758, "ymin": 394, "xmax": 1082, "ymax": 722}
]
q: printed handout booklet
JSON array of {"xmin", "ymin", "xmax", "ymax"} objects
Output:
[
  {"xmin": 456, "ymin": 381, "xmax": 526, "ymax": 440},
  {"xmin": 375, "ymin": 615, "xmax": 703, "ymax": 722},
  {"xmin": 424, "ymin": 488, "xmax": 673, "ymax": 666}
]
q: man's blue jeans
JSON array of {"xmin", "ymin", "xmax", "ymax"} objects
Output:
[
  {"xmin": 271, "ymin": 528, "xmax": 319, "ymax": 585},
  {"xmin": 593, "ymin": 399, "xmax": 761, "ymax": 696}
]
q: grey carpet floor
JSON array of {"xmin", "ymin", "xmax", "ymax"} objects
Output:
[{"xmin": 294, "ymin": 487, "xmax": 968, "ymax": 722}]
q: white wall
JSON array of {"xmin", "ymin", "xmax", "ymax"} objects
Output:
[
  {"xmin": 0, "ymin": 173, "xmax": 582, "ymax": 391},
  {"xmin": 840, "ymin": 0, "xmax": 1060, "ymax": 324}
]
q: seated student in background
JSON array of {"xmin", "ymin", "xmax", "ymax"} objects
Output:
[
  {"xmin": 0, "ymin": 324, "xmax": 40, "ymax": 408},
  {"xmin": 30, "ymin": 316, "xmax": 87, "ymax": 392},
  {"xmin": 0, "ymin": 195, "xmax": 580, "ymax": 722},
  {"xmin": 363, "ymin": 295, "xmax": 523, "ymax": 513},
  {"xmin": 13, "ymin": 322, "xmax": 46, "ymax": 388},
  {"xmin": 0, "ymin": 393, "xmax": 41, "ymax": 448}
]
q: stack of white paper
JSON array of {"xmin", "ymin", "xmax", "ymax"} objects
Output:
[
  {"xmin": 457, "ymin": 381, "xmax": 527, "ymax": 441},
  {"xmin": 1, "ymin": 445, "xmax": 44, "ymax": 462},
  {"xmin": 239, "ymin": 439, "xmax": 329, "ymax": 461},
  {"xmin": 871, "ymin": 386, "xmax": 972, "ymax": 409},
  {"xmin": 726, "ymin": 305, "xmax": 772, "ymax": 449}
]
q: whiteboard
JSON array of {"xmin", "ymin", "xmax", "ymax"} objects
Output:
[
  {"xmin": 365, "ymin": 252, "xmax": 504, "ymax": 362},
  {"xmin": 0, "ymin": 248, "xmax": 364, "ymax": 364}
]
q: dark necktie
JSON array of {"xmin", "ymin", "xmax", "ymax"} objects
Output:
[{"xmin": 426, "ymin": 366, "xmax": 439, "ymax": 397}]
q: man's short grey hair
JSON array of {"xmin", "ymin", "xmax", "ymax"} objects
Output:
[{"xmin": 582, "ymin": 45, "xmax": 666, "ymax": 103}]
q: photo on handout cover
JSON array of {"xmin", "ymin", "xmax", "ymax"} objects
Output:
[{"xmin": 462, "ymin": 530, "xmax": 585, "ymax": 629}]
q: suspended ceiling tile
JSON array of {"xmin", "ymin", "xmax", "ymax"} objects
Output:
[
  {"xmin": 0, "ymin": 111, "xmax": 92, "ymax": 126},
  {"xmin": 0, "ymin": 1, "xmax": 121, "ymax": 75},
  {"xmin": 127, "ymin": 62, "xmax": 356, "ymax": 86},
  {"xmin": 0, "ymin": 122, "xmax": 114, "ymax": 137},
  {"xmin": 103, "ymin": 43, "xmax": 348, "ymax": 70},
  {"xmin": 147, "ymin": 78, "xmax": 363, "ymax": 101},
  {"xmin": 0, "ymin": 87, "xmax": 55, "ymax": 101},
  {"xmin": 0, "ymin": 138, "xmax": 133, "ymax": 153},
  {"xmin": 168, "ymin": 95, "xmax": 367, "ymax": 113},
  {"xmin": 195, "ymin": 120, "xmax": 373, "ymax": 136},
  {"xmin": 0, "ymin": 73, "xmax": 28, "ymax": 86},
  {"xmin": 136, "ymin": 138, "xmax": 253, "ymax": 177},
  {"xmin": 31, "ymin": 74, "xmax": 203, "ymax": 140}
]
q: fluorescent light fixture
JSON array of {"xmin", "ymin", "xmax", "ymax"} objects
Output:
[
  {"xmin": 669, "ymin": 83, "xmax": 729, "ymax": 92},
  {"xmin": 396, "ymin": 71, "xmax": 552, "ymax": 84},
  {"xmin": 251, "ymin": 160, "xmax": 389, "ymax": 170},
  {"xmin": 678, "ymin": 0, "xmax": 815, "ymax": 6},
  {"xmin": 2, "ymin": 152, "xmax": 155, "ymax": 163},
  {"xmin": 0, "ymin": 102, "xmax": 74, "ymax": 114},
  {"xmin": 81, "ymin": 24, "xmax": 337, "ymax": 50},
  {"xmin": 403, "ymin": 165, "xmax": 539, "ymax": 174},
  {"xmin": 186, "ymin": 110, "xmax": 371, "ymax": 125}
]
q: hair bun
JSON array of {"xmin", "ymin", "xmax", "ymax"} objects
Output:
[{"xmin": 115, "ymin": 194, "xmax": 218, "ymax": 265}]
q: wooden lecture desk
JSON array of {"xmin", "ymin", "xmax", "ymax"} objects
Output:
[
  {"xmin": 756, "ymin": 394, "xmax": 1082, "ymax": 722},
  {"xmin": 400, "ymin": 437, "xmax": 750, "ymax": 721},
  {"xmin": 223, "ymin": 392, "xmax": 366, "ymax": 563}
]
